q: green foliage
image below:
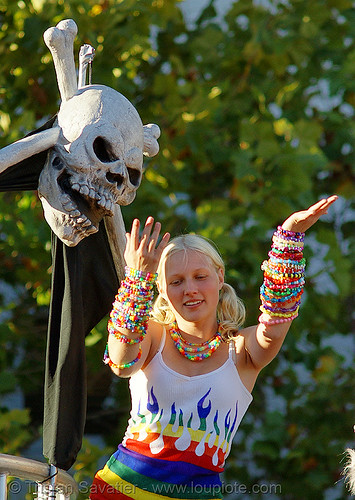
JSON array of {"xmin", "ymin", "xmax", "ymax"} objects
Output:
[
  {"xmin": 0, "ymin": 408, "xmax": 33, "ymax": 453},
  {"xmin": 0, "ymin": 1, "xmax": 353, "ymax": 498},
  {"xmin": 72, "ymin": 438, "xmax": 115, "ymax": 500}
]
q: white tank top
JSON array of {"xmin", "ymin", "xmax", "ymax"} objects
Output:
[{"xmin": 122, "ymin": 329, "xmax": 253, "ymax": 473}]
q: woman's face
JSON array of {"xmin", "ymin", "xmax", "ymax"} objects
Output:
[{"xmin": 161, "ymin": 249, "xmax": 224, "ymax": 326}]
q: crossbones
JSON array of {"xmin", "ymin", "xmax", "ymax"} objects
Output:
[{"xmin": 0, "ymin": 19, "xmax": 160, "ymax": 263}]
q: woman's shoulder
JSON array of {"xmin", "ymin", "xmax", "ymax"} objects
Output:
[
  {"xmin": 230, "ymin": 329, "xmax": 248, "ymax": 351},
  {"xmin": 228, "ymin": 330, "xmax": 259, "ymax": 393},
  {"xmin": 143, "ymin": 320, "xmax": 165, "ymax": 367},
  {"xmin": 232, "ymin": 326, "xmax": 256, "ymax": 369},
  {"xmin": 147, "ymin": 319, "xmax": 165, "ymax": 337}
]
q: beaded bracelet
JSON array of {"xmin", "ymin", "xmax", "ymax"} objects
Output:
[
  {"xmin": 259, "ymin": 226, "xmax": 306, "ymax": 326},
  {"xmin": 109, "ymin": 266, "xmax": 157, "ymax": 336},
  {"xmin": 107, "ymin": 319, "xmax": 145, "ymax": 344},
  {"xmin": 103, "ymin": 266, "xmax": 157, "ymax": 371},
  {"xmin": 103, "ymin": 343, "xmax": 142, "ymax": 370},
  {"xmin": 258, "ymin": 312, "xmax": 299, "ymax": 325}
]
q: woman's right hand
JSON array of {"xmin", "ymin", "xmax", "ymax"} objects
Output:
[{"xmin": 124, "ymin": 216, "xmax": 170, "ymax": 274}]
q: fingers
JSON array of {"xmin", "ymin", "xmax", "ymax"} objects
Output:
[
  {"xmin": 143, "ymin": 217, "xmax": 170, "ymax": 256},
  {"xmin": 281, "ymin": 195, "xmax": 338, "ymax": 232},
  {"xmin": 148, "ymin": 221, "xmax": 162, "ymax": 252},
  {"xmin": 127, "ymin": 218, "xmax": 140, "ymax": 250},
  {"xmin": 322, "ymin": 195, "xmax": 338, "ymax": 211},
  {"xmin": 308, "ymin": 195, "xmax": 338, "ymax": 215},
  {"xmin": 127, "ymin": 216, "xmax": 168, "ymax": 254},
  {"xmin": 139, "ymin": 216, "xmax": 157, "ymax": 252},
  {"xmin": 156, "ymin": 231, "xmax": 171, "ymax": 260}
]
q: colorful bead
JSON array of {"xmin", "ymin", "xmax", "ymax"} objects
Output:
[
  {"xmin": 259, "ymin": 226, "xmax": 306, "ymax": 326},
  {"xmin": 258, "ymin": 313, "xmax": 298, "ymax": 325},
  {"xmin": 108, "ymin": 319, "xmax": 145, "ymax": 344},
  {"xmin": 108, "ymin": 266, "xmax": 157, "ymax": 336},
  {"xmin": 169, "ymin": 321, "xmax": 223, "ymax": 362},
  {"xmin": 103, "ymin": 266, "xmax": 157, "ymax": 370},
  {"xmin": 103, "ymin": 343, "xmax": 142, "ymax": 369}
]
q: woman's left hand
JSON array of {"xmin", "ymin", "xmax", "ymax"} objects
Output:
[{"xmin": 281, "ymin": 195, "xmax": 338, "ymax": 233}]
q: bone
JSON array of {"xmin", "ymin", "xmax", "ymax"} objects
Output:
[
  {"xmin": 104, "ymin": 204, "xmax": 126, "ymax": 281},
  {"xmin": 43, "ymin": 19, "xmax": 78, "ymax": 102},
  {"xmin": 78, "ymin": 44, "xmax": 95, "ymax": 88},
  {"xmin": 0, "ymin": 127, "xmax": 60, "ymax": 173},
  {"xmin": 143, "ymin": 123, "xmax": 161, "ymax": 157}
]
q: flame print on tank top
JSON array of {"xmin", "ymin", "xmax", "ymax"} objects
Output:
[{"xmin": 123, "ymin": 386, "xmax": 238, "ymax": 471}]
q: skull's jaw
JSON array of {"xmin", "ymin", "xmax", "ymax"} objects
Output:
[
  {"xmin": 57, "ymin": 168, "xmax": 114, "ymax": 222},
  {"xmin": 38, "ymin": 148, "xmax": 139, "ymax": 246},
  {"xmin": 38, "ymin": 152, "xmax": 116, "ymax": 247},
  {"xmin": 39, "ymin": 196, "xmax": 99, "ymax": 247}
]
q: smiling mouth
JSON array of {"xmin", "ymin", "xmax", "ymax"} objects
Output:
[{"xmin": 184, "ymin": 300, "xmax": 203, "ymax": 307}]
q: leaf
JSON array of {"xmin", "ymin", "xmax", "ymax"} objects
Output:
[{"xmin": 0, "ymin": 371, "xmax": 17, "ymax": 393}]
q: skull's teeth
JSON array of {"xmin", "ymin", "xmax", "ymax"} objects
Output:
[
  {"xmin": 62, "ymin": 197, "xmax": 80, "ymax": 216},
  {"xmin": 62, "ymin": 197, "xmax": 75, "ymax": 211},
  {"xmin": 74, "ymin": 213, "xmax": 94, "ymax": 229},
  {"xmin": 86, "ymin": 225, "xmax": 98, "ymax": 235},
  {"xmin": 69, "ymin": 180, "xmax": 114, "ymax": 215},
  {"xmin": 97, "ymin": 197, "xmax": 107, "ymax": 210},
  {"xmin": 79, "ymin": 185, "xmax": 90, "ymax": 196},
  {"xmin": 82, "ymin": 219, "xmax": 92, "ymax": 228},
  {"xmin": 68, "ymin": 215, "xmax": 98, "ymax": 235},
  {"xmin": 95, "ymin": 195, "xmax": 113, "ymax": 213},
  {"xmin": 76, "ymin": 214, "xmax": 91, "ymax": 228}
]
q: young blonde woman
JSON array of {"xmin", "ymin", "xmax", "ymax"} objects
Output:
[{"xmin": 90, "ymin": 196, "xmax": 337, "ymax": 500}]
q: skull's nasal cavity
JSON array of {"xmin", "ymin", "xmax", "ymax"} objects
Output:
[
  {"xmin": 106, "ymin": 171, "xmax": 124, "ymax": 186},
  {"xmin": 93, "ymin": 136, "xmax": 116, "ymax": 162}
]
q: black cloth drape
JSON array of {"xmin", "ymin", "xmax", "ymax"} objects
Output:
[
  {"xmin": 0, "ymin": 116, "xmax": 57, "ymax": 191},
  {"xmin": 0, "ymin": 122, "xmax": 119, "ymax": 469}
]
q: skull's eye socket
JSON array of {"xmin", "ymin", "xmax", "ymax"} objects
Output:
[
  {"xmin": 127, "ymin": 168, "xmax": 141, "ymax": 187},
  {"xmin": 93, "ymin": 137, "xmax": 117, "ymax": 162},
  {"xmin": 52, "ymin": 156, "xmax": 63, "ymax": 170}
]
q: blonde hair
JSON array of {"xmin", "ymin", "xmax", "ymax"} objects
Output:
[{"xmin": 151, "ymin": 234, "xmax": 245, "ymax": 341}]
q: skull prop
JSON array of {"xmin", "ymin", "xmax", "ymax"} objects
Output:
[
  {"xmin": 0, "ymin": 19, "xmax": 160, "ymax": 247},
  {"xmin": 38, "ymin": 85, "xmax": 160, "ymax": 246}
]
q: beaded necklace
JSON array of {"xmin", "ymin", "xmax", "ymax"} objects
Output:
[{"xmin": 169, "ymin": 321, "xmax": 223, "ymax": 362}]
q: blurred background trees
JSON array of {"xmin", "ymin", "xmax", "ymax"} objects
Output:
[{"xmin": 0, "ymin": 0, "xmax": 353, "ymax": 498}]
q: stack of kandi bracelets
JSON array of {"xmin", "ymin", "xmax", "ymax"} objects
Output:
[
  {"xmin": 103, "ymin": 266, "xmax": 157, "ymax": 370},
  {"xmin": 259, "ymin": 226, "xmax": 306, "ymax": 325}
]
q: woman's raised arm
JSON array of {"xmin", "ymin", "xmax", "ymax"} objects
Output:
[
  {"xmin": 242, "ymin": 196, "xmax": 338, "ymax": 373},
  {"xmin": 105, "ymin": 217, "xmax": 170, "ymax": 377}
]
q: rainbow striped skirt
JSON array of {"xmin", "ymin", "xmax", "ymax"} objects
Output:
[{"xmin": 90, "ymin": 444, "xmax": 222, "ymax": 499}]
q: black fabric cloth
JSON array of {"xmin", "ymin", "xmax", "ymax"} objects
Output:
[
  {"xmin": 44, "ymin": 223, "xmax": 118, "ymax": 470},
  {"xmin": 0, "ymin": 116, "xmax": 57, "ymax": 191},
  {"xmin": 0, "ymin": 125, "xmax": 119, "ymax": 470}
]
